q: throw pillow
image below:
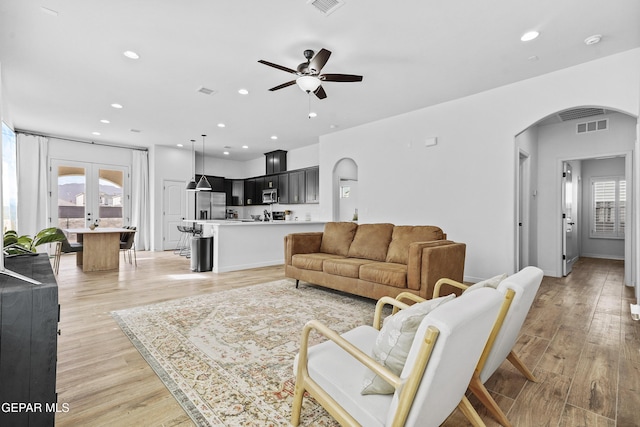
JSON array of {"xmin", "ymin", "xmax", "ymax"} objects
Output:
[
  {"xmin": 463, "ymin": 273, "xmax": 508, "ymax": 294},
  {"xmin": 361, "ymin": 293, "xmax": 456, "ymax": 395}
]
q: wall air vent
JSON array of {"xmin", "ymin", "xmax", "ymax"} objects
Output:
[
  {"xmin": 196, "ymin": 86, "xmax": 217, "ymax": 96},
  {"xmin": 307, "ymin": 0, "xmax": 345, "ymax": 15},
  {"xmin": 577, "ymin": 119, "xmax": 608, "ymax": 134},
  {"xmin": 558, "ymin": 107, "xmax": 606, "ymax": 122}
]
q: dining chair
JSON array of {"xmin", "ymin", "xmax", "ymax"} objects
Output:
[
  {"xmin": 291, "ymin": 287, "xmax": 503, "ymax": 427},
  {"xmin": 120, "ymin": 227, "xmax": 137, "ymax": 266},
  {"xmin": 433, "ymin": 266, "xmax": 544, "ymax": 427},
  {"xmin": 53, "ymin": 228, "xmax": 83, "ymax": 274}
]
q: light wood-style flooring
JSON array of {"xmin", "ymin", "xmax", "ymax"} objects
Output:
[{"xmin": 53, "ymin": 252, "xmax": 639, "ymax": 426}]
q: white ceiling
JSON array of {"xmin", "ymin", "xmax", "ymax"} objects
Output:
[{"xmin": 1, "ymin": 0, "xmax": 639, "ymax": 161}]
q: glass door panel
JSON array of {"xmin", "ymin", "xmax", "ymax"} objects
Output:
[
  {"xmin": 56, "ymin": 165, "xmax": 86, "ymax": 243},
  {"xmin": 97, "ymin": 168, "xmax": 124, "ymax": 228}
]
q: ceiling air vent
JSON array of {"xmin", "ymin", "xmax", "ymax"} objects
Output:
[
  {"xmin": 558, "ymin": 107, "xmax": 606, "ymax": 122},
  {"xmin": 577, "ymin": 119, "xmax": 608, "ymax": 134},
  {"xmin": 307, "ymin": 0, "xmax": 345, "ymax": 15},
  {"xmin": 196, "ymin": 86, "xmax": 217, "ymax": 96}
]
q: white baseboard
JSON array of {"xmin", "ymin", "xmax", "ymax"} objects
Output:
[{"xmin": 579, "ymin": 253, "xmax": 625, "ymax": 261}]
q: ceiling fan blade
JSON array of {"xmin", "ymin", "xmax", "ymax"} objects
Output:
[
  {"xmin": 314, "ymin": 85, "xmax": 327, "ymax": 99},
  {"xmin": 258, "ymin": 60, "xmax": 297, "ymax": 74},
  {"xmin": 309, "ymin": 48, "xmax": 331, "ymax": 74},
  {"xmin": 321, "ymin": 73, "xmax": 363, "ymax": 82},
  {"xmin": 269, "ymin": 80, "xmax": 297, "ymax": 91}
]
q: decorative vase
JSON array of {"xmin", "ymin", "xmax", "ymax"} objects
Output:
[{"xmin": 89, "ymin": 224, "xmax": 96, "ymax": 230}]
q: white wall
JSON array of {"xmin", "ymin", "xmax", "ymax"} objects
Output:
[
  {"xmin": 515, "ymin": 126, "xmax": 539, "ymax": 267},
  {"xmin": 318, "ymin": 49, "xmax": 640, "ymax": 282},
  {"xmin": 149, "ymin": 145, "xmax": 191, "ymax": 250}
]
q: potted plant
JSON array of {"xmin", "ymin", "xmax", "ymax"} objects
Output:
[{"xmin": 3, "ymin": 227, "xmax": 65, "ymax": 256}]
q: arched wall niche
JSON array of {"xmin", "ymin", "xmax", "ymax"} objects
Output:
[{"xmin": 332, "ymin": 158, "xmax": 358, "ymax": 222}]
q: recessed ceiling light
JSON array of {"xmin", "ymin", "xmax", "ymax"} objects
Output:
[
  {"xmin": 177, "ymin": 143, "xmax": 184, "ymax": 147},
  {"xmin": 111, "ymin": 103, "xmax": 123, "ymax": 109},
  {"xmin": 123, "ymin": 50, "xmax": 140, "ymax": 60},
  {"xmin": 223, "ymin": 151, "xmax": 230, "ymax": 155},
  {"xmin": 270, "ymin": 135, "xmax": 278, "ymax": 140},
  {"xmin": 308, "ymin": 112, "xmax": 317, "ymax": 118},
  {"xmin": 92, "ymin": 131, "xmax": 101, "ymax": 136},
  {"xmin": 242, "ymin": 145, "xmax": 249, "ymax": 149},
  {"xmin": 584, "ymin": 34, "xmax": 602, "ymax": 45},
  {"xmin": 100, "ymin": 119, "xmax": 110, "ymax": 124},
  {"xmin": 520, "ymin": 31, "xmax": 540, "ymax": 42},
  {"xmin": 238, "ymin": 89, "xmax": 249, "ymax": 95},
  {"xmin": 217, "ymin": 123, "xmax": 226, "ymax": 128}
]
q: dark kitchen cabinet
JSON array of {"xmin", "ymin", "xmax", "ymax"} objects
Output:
[
  {"xmin": 244, "ymin": 178, "xmax": 256, "ymax": 205},
  {"xmin": 265, "ymin": 175, "xmax": 278, "ymax": 190},
  {"xmin": 305, "ymin": 167, "xmax": 319, "ymax": 203},
  {"xmin": 277, "ymin": 173, "xmax": 289, "ymax": 204},
  {"xmin": 225, "ymin": 179, "xmax": 244, "ymax": 206},
  {"xmin": 255, "ymin": 176, "xmax": 266, "ymax": 204},
  {"xmin": 289, "ymin": 170, "xmax": 306, "ymax": 204},
  {"xmin": 265, "ymin": 150, "xmax": 287, "ymax": 175}
]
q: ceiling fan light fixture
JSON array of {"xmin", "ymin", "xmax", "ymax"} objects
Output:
[{"xmin": 297, "ymin": 76, "xmax": 321, "ymax": 92}]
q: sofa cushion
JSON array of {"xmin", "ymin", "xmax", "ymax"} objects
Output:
[
  {"xmin": 320, "ymin": 222, "xmax": 358, "ymax": 256},
  {"xmin": 323, "ymin": 258, "xmax": 376, "ymax": 279},
  {"xmin": 347, "ymin": 223, "xmax": 394, "ymax": 261},
  {"xmin": 292, "ymin": 253, "xmax": 345, "ymax": 271},
  {"xmin": 361, "ymin": 293, "xmax": 456, "ymax": 395},
  {"xmin": 386, "ymin": 225, "xmax": 444, "ymax": 265},
  {"xmin": 359, "ymin": 262, "xmax": 408, "ymax": 288}
]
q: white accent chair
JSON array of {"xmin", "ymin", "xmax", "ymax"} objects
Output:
[
  {"xmin": 290, "ymin": 287, "xmax": 503, "ymax": 427},
  {"xmin": 433, "ymin": 266, "xmax": 544, "ymax": 427}
]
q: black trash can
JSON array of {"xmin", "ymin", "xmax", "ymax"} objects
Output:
[{"xmin": 190, "ymin": 236, "xmax": 213, "ymax": 272}]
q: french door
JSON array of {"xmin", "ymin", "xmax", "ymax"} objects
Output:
[{"xmin": 50, "ymin": 160, "xmax": 130, "ymax": 242}]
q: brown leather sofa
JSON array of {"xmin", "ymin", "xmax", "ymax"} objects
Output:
[{"xmin": 284, "ymin": 222, "xmax": 466, "ymax": 300}]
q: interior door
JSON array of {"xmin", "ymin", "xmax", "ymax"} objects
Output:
[
  {"xmin": 163, "ymin": 180, "xmax": 186, "ymax": 250},
  {"xmin": 51, "ymin": 160, "xmax": 129, "ymax": 242},
  {"xmin": 562, "ymin": 162, "xmax": 579, "ymax": 275}
]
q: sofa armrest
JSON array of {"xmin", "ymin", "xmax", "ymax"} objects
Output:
[
  {"xmin": 284, "ymin": 232, "xmax": 323, "ymax": 266},
  {"xmin": 407, "ymin": 241, "xmax": 466, "ymax": 298}
]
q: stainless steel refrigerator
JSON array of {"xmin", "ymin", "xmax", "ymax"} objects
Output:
[{"xmin": 195, "ymin": 192, "xmax": 226, "ymax": 220}]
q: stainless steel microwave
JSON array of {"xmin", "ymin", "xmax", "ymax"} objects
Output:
[{"xmin": 262, "ymin": 189, "xmax": 277, "ymax": 204}]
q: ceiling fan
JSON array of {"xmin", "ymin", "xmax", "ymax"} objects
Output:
[{"xmin": 258, "ymin": 48, "xmax": 362, "ymax": 99}]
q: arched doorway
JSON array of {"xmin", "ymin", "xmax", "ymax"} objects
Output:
[
  {"xmin": 332, "ymin": 158, "xmax": 358, "ymax": 222},
  {"xmin": 515, "ymin": 106, "xmax": 637, "ymax": 287}
]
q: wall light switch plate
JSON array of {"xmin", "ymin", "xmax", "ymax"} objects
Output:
[{"xmin": 631, "ymin": 303, "xmax": 640, "ymax": 321}]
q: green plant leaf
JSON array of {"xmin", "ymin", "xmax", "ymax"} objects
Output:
[
  {"xmin": 3, "ymin": 230, "xmax": 18, "ymax": 246},
  {"xmin": 33, "ymin": 227, "xmax": 64, "ymax": 247}
]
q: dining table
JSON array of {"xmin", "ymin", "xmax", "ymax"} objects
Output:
[{"xmin": 64, "ymin": 227, "xmax": 135, "ymax": 272}]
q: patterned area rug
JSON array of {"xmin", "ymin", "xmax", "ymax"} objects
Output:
[{"xmin": 111, "ymin": 279, "xmax": 382, "ymax": 426}]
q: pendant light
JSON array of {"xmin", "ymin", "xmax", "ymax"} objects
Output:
[
  {"xmin": 186, "ymin": 139, "xmax": 197, "ymax": 190},
  {"xmin": 195, "ymin": 134, "xmax": 212, "ymax": 191}
]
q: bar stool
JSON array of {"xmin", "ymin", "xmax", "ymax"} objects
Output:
[{"xmin": 175, "ymin": 225, "xmax": 191, "ymax": 257}]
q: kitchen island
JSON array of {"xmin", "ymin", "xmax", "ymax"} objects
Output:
[{"xmin": 188, "ymin": 220, "xmax": 326, "ymax": 273}]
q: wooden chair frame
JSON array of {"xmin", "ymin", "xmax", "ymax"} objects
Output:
[
  {"xmin": 433, "ymin": 277, "xmax": 538, "ymax": 427},
  {"xmin": 291, "ymin": 295, "xmax": 487, "ymax": 427}
]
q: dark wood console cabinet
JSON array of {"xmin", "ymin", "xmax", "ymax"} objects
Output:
[{"xmin": 0, "ymin": 254, "xmax": 59, "ymax": 426}]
